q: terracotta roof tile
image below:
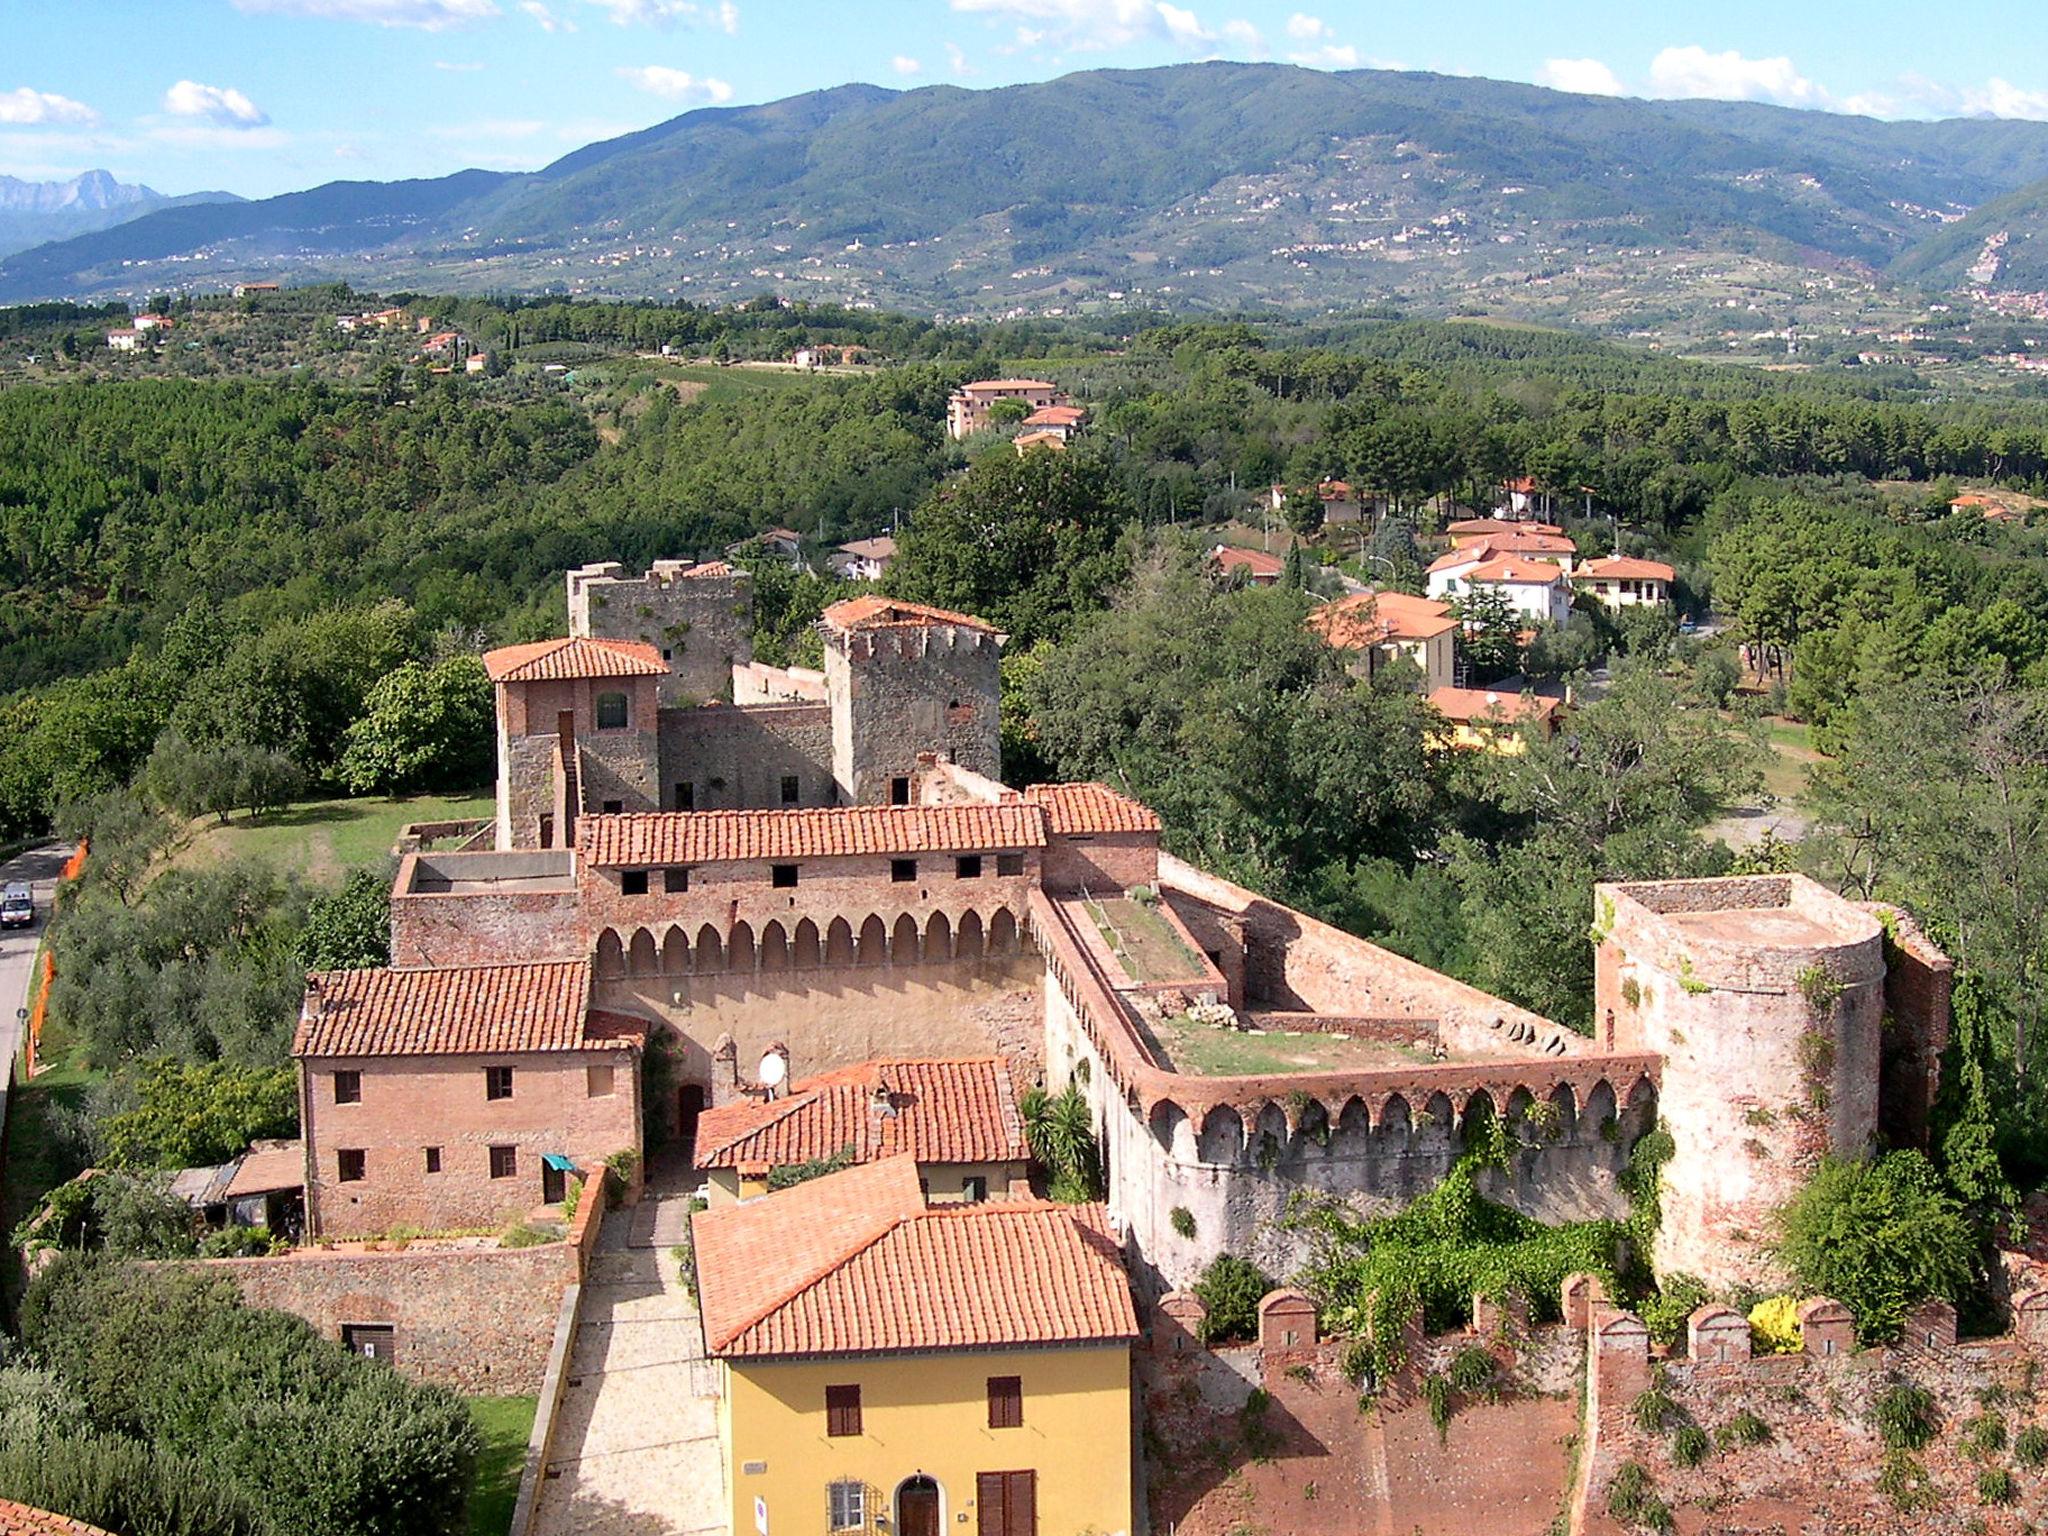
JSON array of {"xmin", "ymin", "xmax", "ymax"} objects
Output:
[
  {"xmin": 1022, "ymin": 782, "xmax": 1162, "ymax": 835},
  {"xmin": 1211, "ymin": 545, "xmax": 1285, "ymax": 576},
  {"xmin": 0, "ymin": 1502, "xmax": 117, "ymax": 1536},
  {"xmin": 1572, "ymin": 557, "xmax": 1675, "ymax": 582},
  {"xmin": 694, "ymin": 1057, "xmax": 1027, "ymax": 1170},
  {"xmin": 820, "ymin": 596, "xmax": 998, "ymax": 633},
  {"xmin": 225, "ymin": 1142, "xmax": 304, "ymax": 1197},
  {"xmin": 578, "ymin": 805, "xmax": 1047, "ymax": 866},
  {"xmin": 694, "ymin": 1157, "xmax": 1137, "ymax": 1359},
  {"xmin": 958, "ymin": 378, "xmax": 1058, "ymax": 393},
  {"xmin": 483, "ymin": 636, "xmax": 668, "ymax": 683},
  {"xmin": 1446, "ymin": 518, "xmax": 1564, "ymax": 536},
  {"xmin": 1309, "ymin": 592, "xmax": 1458, "ymax": 649},
  {"xmin": 1461, "ymin": 556, "xmax": 1569, "ymax": 585},
  {"xmin": 1428, "ymin": 686, "xmax": 1561, "ymax": 724},
  {"xmin": 1021, "ymin": 404, "xmax": 1086, "ymax": 425},
  {"xmin": 294, "ymin": 960, "xmax": 629, "ymax": 1058}
]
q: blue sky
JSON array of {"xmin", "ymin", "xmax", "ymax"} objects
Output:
[{"xmin": 6, "ymin": 0, "xmax": 2048, "ymax": 199}]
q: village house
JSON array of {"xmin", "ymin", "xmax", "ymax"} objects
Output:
[
  {"xmin": 726, "ymin": 528, "xmax": 806, "ymax": 568},
  {"xmin": 1269, "ymin": 477, "xmax": 1371, "ymax": 525},
  {"xmin": 1018, "ymin": 402, "xmax": 1086, "ymax": 441},
  {"xmin": 1427, "ymin": 685, "xmax": 1561, "ymax": 752},
  {"xmin": 132, "ymin": 312, "xmax": 173, "ymax": 332},
  {"xmin": 691, "ymin": 1055, "xmax": 1030, "ymax": 1204},
  {"xmin": 1444, "ymin": 517, "xmax": 1565, "ymax": 544},
  {"xmin": 105, "ymin": 328, "xmax": 142, "ymax": 352},
  {"xmin": 946, "ymin": 378, "xmax": 1067, "ymax": 439},
  {"xmin": 1209, "ymin": 544, "xmax": 1285, "ymax": 586},
  {"xmin": 293, "ymin": 959, "xmax": 644, "ymax": 1238},
  {"xmin": 1570, "ymin": 555, "xmax": 1675, "ymax": 608},
  {"xmin": 828, "ymin": 534, "xmax": 897, "ymax": 580},
  {"xmin": 1499, "ymin": 474, "xmax": 1546, "ymax": 517},
  {"xmin": 233, "ymin": 282, "xmax": 280, "ymax": 298},
  {"xmin": 1308, "ymin": 589, "xmax": 1458, "ymax": 692},
  {"xmin": 1013, "ymin": 428, "xmax": 1068, "ymax": 455},
  {"xmin": 1428, "ymin": 552, "xmax": 1574, "ymax": 626},
  {"xmin": 692, "ymin": 1156, "xmax": 1137, "ymax": 1536}
]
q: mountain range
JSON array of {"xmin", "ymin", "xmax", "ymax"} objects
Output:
[
  {"xmin": 0, "ymin": 171, "xmax": 238, "ymax": 261},
  {"xmin": 9, "ymin": 63, "xmax": 2048, "ymax": 330}
]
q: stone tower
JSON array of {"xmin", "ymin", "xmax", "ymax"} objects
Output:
[
  {"xmin": 567, "ymin": 559, "xmax": 754, "ymax": 707},
  {"xmin": 820, "ymin": 598, "xmax": 1004, "ymax": 805},
  {"xmin": 1595, "ymin": 874, "xmax": 1910, "ymax": 1292}
]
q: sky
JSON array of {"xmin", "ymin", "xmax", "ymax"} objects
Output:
[{"xmin": 6, "ymin": 0, "xmax": 2048, "ymax": 200}]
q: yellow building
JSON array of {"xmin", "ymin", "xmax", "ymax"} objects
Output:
[
  {"xmin": 693, "ymin": 1156, "xmax": 1138, "ymax": 1536},
  {"xmin": 1426, "ymin": 685, "xmax": 1561, "ymax": 755}
]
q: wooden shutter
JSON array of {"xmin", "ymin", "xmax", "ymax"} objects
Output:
[
  {"xmin": 987, "ymin": 1375, "xmax": 1022, "ymax": 1429},
  {"xmin": 1007, "ymin": 1471, "xmax": 1035, "ymax": 1536},
  {"xmin": 825, "ymin": 1383, "xmax": 862, "ymax": 1437},
  {"xmin": 976, "ymin": 1474, "xmax": 1004, "ymax": 1536}
]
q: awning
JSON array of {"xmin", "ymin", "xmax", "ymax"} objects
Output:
[{"xmin": 542, "ymin": 1153, "xmax": 577, "ymax": 1172}]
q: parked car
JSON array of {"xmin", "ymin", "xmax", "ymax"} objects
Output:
[{"xmin": 1, "ymin": 882, "xmax": 34, "ymax": 930}]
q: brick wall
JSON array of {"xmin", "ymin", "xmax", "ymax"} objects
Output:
[
  {"xmin": 567, "ymin": 560, "xmax": 753, "ymax": 706},
  {"xmin": 657, "ymin": 700, "xmax": 833, "ymax": 811},
  {"xmin": 826, "ymin": 623, "xmax": 1001, "ymax": 803},
  {"xmin": 1041, "ymin": 832, "xmax": 1160, "ymax": 895},
  {"xmin": 390, "ymin": 852, "xmax": 582, "ymax": 968},
  {"xmin": 302, "ymin": 1049, "xmax": 640, "ymax": 1238},
  {"xmin": 1870, "ymin": 902, "xmax": 1955, "ymax": 1148}
]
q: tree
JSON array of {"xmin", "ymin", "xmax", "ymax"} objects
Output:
[
  {"xmin": 301, "ymin": 868, "xmax": 393, "ymax": 972},
  {"xmin": 1777, "ymin": 1152, "xmax": 1977, "ymax": 1343},
  {"xmin": 1191, "ymin": 1254, "xmax": 1272, "ymax": 1344},
  {"xmin": 1449, "ymin": 587, "xmax": 1521, "ymax": 683},
  {"xmin": 337, "ymin": 655, "xmax": 493, "ymax": 795},
  {"xmin": 1020, "ymin": 1081, "xmax": 1103, "ymax": 1202},
  {"xmin": 1281, "ymin": 486, "xmax": 1325, "ymax": 537},
  {"xmin": 90, "ymin": 1059, "xmax": 299, "ymax": 1171}
]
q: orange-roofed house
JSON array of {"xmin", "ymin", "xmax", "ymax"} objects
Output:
[
  {"xmin": 1500, "ymin": 474, "xmax": 1544, "ymax": 516},
  {"xmin": 1446, "ymin": 517, "xmax": 1565, "ymax": 544},
  {"xmin": 1570, "ymin": 556, "xmax": 1676, "ymax": 609},
  {"xmin": 293, "ymin": 959, "xmax": 643, "ymax": 1237},
  {"xmin": 947, "ymin": 378, "xmax": 1068, "ymax": 439},
  {"xmin": 1308, "ymin": 589, "xmax": 1458, "ymax": 692},
  {"xmin": 1018, "ymin": 402, "xmax": 1086, "ymax": 441},
  {"xmin": 1210, "ymin": 543, "xmax": 1286, "ymax": 586},
  {"xmin": 1428, "ymin": 686, "xmax": 1562, "ymax": 754},
  {"xmin": 1429, "ymin": 553, "xmax": 1573, "ymax": 627},
  {"xmin": 1012, "ymin": 428, "xmax": 1069, "ymax": 456},
  {"xmin": 693, "ymin": 1055, "xmax": 1029, "ymax": 1204},
  {"xmin": 692, "ymin": 1155, "xmax": 1137, "ymax": 1536}
]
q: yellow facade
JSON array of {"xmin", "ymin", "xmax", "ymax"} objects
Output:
[{"xmin": 720, "ymin": 1343, "xmax": 1132, "ymax": 1536}]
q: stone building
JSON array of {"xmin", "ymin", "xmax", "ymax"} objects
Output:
[{"xmin": 566, "ymin": 558, "xmax": 753, "ymax": 707}]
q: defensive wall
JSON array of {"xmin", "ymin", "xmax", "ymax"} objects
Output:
[{"xmin": 567, "ymin": 559, "xmax": 753, "ymax": 706}]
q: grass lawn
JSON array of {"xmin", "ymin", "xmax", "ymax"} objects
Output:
[
  {"xmin": 176, "ymin": 790, "xmax": 492, "ymax": 884},
  {"xmin": 466, "ymin": 1395, "xmax": 537, "ymax": 1536},
  {"xmin": 1085, "ymin": 895, "xmax": 1206, "ymax": 984},
  {"xmin": 1142, "ymin": 1013, "xmax": 1434, "ymax": 1077}
]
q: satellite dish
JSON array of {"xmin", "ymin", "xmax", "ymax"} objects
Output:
[{"xmin": 757, "ymin": 1051, "xmax": 787, "ymax": 1089}]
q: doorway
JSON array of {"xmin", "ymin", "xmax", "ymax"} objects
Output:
[
  {"xmin": 677, "ymin": 1084, "xmax": 706, "ymax": 1161},
  {"xmin": 896, "ymin": 1477, "xmax": 940, "ymax": 1536}
]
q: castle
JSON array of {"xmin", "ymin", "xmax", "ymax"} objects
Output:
[{"xmin": 295, "ymin": 560, "xmax": 1954, "ymax": 1297}]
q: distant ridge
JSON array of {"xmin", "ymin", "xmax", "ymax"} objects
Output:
[{"xmin": 0, "ymin": 170, "xmax": 239, "ymax": 260}]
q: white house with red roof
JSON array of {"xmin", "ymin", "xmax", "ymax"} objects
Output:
[
  {"xmin": 946, "ymin": 378, "xmax": 1069, "ymax": 438},
  {"xmin": 1571, "ymin": 556, "xmax": 1676, "ymax": 608},
  {"xmin": 1210, "ymin": 544, "xmax": 1286, "ymax": 586},
  {"xmin": 1429, "ymin": 553, "xmax": 1573, "ymax": 626}
]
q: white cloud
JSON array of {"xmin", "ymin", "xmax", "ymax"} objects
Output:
[
  {"xmin": 230, "ymin": 0, "xmax": 500, "ymax": 29},
  {"xmin": 949, "ymin": 0, "xmax": 1260, "ymax": 55},
  {"xmin": 891, "ymin": 55, "xmax": 923, "ymax": 76},
  {"xmin": 162, "ymin": 80, "xmax": 272, "ymax": 128},
  {"xmin": 1538, "ymin": 57, "xmax": 1625, "ymax": 97},
  {"xmin": 1290, "ymin": 43, "xmax": 1358, "ymax": 69},
  {"xmin": 433, "ymin": 59, "xmax": 486, "ymax": 71},
  {"xmin": 1960, "ymin": 77, "xmax": 2048, "ymax": 121},
  {"xmin": 520, "ymin": 0, "xmax": 574, "ymax": 30},
  {"xmin": 0, "ymin": 87, "xmax": 99, "ymax": 126},
  {"xmin": 614, "ymin": 65, "xmax": 734, "ymax": 103},
  {"xmin": 1284, "ymin": 13, "xmax": 1328, "ymax": 41},
  {"xmin": 582, "ymin": 0, "xmax": 738, "ymax": 28},
  {"xmin": 1646, "ymin": 45, "xmax": 1822, "ymax": 107},
  {"xmin": 945, "ymin": 41, "xmax": 976, "ymax": 76}
]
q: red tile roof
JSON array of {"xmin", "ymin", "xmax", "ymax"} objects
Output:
[
  {"xmin": 578, "ymin": 804, "xmax": 1047, "ymax": 866},
  {"xmin": 1481, "ymin": 529, "xmax": 1578, "ymax": 557},
  {"xmin": 820, "ymin": 596, "xmax": 998, "ymax": 634},
  {"xmin": 693, "ymin": 1157, "xmax": 1137, "ymax": 1359},
  {"xmin": 1022, "ymin": 782, "xmax": 1162, "ymax": 836},
  {"xmin": 1428, "ymin": 686, "xmax": 1561, "ymax": 724},
  {"xmin": 694, "ymin": 1057, "xmax": 1028, "ymax": 1171},
  {"xmin": 483, "ymin": 636, "xmax": 668, "ymax": 683},
  {"xmin": 1572, "ymin": 557, "xmax": 1675, "ymax": 582},
  {"xmin": 225, "ymin": 1141, "xmax": 305, "ymax": 1197},
  {"xmin": 1446, "ymin": 518, "xmax": 1564, "ymax": 536},
  {"xmin": 1462, "ymin": 556, "xmax": 1569, "ymax": 585},
  {"xmin": 1505, "ymin": 476, "xmax": 1539, "ymax": 494},
  {"xmin": 0, "ymin": 1502, "xmax": 116, "ymax": 1536},
  {"xmin": 1013, "ymin": 430, "xmax": 1068, "ymax": 452},
  {"xmin": 294, "ymin": 960, "xmax": 630, "ymax": 1058},
  {"xmin": 1021, "ymin": 404, "xmax": 1086, "ymax": 426},
  {"xmin": 1211, "ymin": 545, "xmax": 1285, "ymax": 577},
  {"xmin": 1310, "ymin": 591, "xmax": 1458, "ymax": 648},
  {"xmin": 958, "ymin": 378, "xmax": 1058, "ymax": 393},
  {"xmin": 1427, "ymin": 548, "xmax": 1484, "ymax": 574},
  {"xmin": 835, "ymin": 536, "xmax": 897, "ymax": 560}
]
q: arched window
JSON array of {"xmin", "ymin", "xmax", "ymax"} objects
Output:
[{"xmin": 595, "ymin": 692, "xmax": 629, "ymax": 730}]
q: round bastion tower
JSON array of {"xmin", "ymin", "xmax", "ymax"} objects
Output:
[{"xmin": 1594, "ymin": 874, "xmax": 1888, "ymax": 1292}]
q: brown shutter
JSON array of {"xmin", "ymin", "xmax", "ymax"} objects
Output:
[
  {"xmin": 1007, "ymin": 1472, "xmax": 1035, "ymax": 1536},
  {"xmin": 825, "ymin": 1384, "xmax": 861, "ymax": 1437},
  {"xmin": 987, "ymin": 1376, "xmax": 1022, "ymax": 1429},
  {"xmin": 977, "ymin": 1473, "xmax": 1005, "ymax": 1536}
]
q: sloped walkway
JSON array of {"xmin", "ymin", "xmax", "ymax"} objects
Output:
[{"xmin": 530, "ymin": 1199, "xmax": 725, "ymax": 1536}]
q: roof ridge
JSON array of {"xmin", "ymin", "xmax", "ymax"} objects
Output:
[
  {"xmin": 708, "ymin": 1182, "xmax": 922, "ymax": 1351},
  {"xmin": 693, "ymin": 1088, "xmax": 825, "ymax": 1159}
]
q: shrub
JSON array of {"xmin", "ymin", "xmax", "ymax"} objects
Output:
[
  {"xmin": 299, "ymin": 869, "xmax": 392, "ymax": 972},
  {"xmin": 1747, "ymin": 1295, "xmax": 1804, "ymax": 1354},
  {"xmin": 0, "ymin": 1429, "xmax": 276, "ymax": 1536},
  {"xmin": 1019, "ymin": 1082, "xmax": 1103, "ymax": 1201},
  {"xmin": 1631, "ymin": 1384, "xmax": 1677, "ymax": 1435},
  {"xmin": 1193, "ymin": 1255, "xmax": 1272, "ymax": 1345},
  {"xmin": 499, "ymin": 1220, "xmax": 555, "ymax": 1249},
  {"xmin": 1777, "ymin": 1152, "xmax": 1975, "ymax": 1343},
  {"xmin": 1670, "ymin": 1425, "xmax": 1710, "ymax": 1468},
  {"xmin": 1423, "ymin": 1373, "xmax": 1452, "ymax": 1439},
  {"xmin": 91, "ymin": 1058, "xmax": 298, "ymax": 1171},
  {"xmin": 767, "ymin": 1145, "xmax": 856, "ymax": 1190},
  {"xmin": 198, "ymin": 1225, "xmax": 280, "ymax": 1259},
  {"xmin": 1239, "ymin": 1387, "xmax": 1282, "ymax": 1460},
  {"xmin": 1170, "ymin": 1206, "xmax": 1197, "ymax": 1239},
  {"xmin": 1963, "ymin": 1412, "xmax": 2007, "ymax": 1459},
  {"xmin": 1715, "ymin": 1410, "xmax": 1772, "ymax": 1449},
  {"xmin": 1638, "ymin": 1273, "xmax": 1710, "ymax": 1351},
  {"xmin": 1873, "ymin": 1382, "xmax": 1938, "ymax": 1452},
  {"xmin": 1447, "ymin": 1345, "xmax": 1496, "ymax": 1396},
  {"xmin": 1978, "ymin": 1466, "xmax": 2017, "ymax": 1506},
  {"xmin": 1877, "ymin": 1450, "xmax": 1937, "ymax": 1513},
  {"xmin": 2014, "ymin": 1424, "xmax": 2048, "ymax": 1467}
]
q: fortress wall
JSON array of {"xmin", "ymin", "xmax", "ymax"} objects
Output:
[
  {"xmin": 568, "ymin": 560, "xmax": 753, "ymax": 706},
  {"xmin": 657, "ymin": 700, "xmax": 833, "ymax": 811}
]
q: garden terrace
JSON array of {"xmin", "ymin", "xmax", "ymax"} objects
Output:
[{"xmin": 1076, "ymin": 891, "xmax": 1209, "ymax": 984}]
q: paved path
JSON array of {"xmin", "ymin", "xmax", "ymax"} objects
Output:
[
  {"xmin": 0, "ymin": 842, "xmax": 70, "ymax": 1143},
  {"xmin": 531, "ymin": 1199, "xmax": 726, "ymax": 1536}
]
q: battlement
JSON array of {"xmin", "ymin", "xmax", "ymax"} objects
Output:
[{"xmin": 567, "ymin": 558, "xmax": 753, "ymax": 706}]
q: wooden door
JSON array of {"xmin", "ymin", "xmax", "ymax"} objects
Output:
[{"xmin": 899, "ymin": 1479, "xmax": 940, "ymax": 1536}]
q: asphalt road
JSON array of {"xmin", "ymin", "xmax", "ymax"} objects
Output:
[{"xmin": 0, "ymin": 842, "xmax": 71, "ymax": 1141}]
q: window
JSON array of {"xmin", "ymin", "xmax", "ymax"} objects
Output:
[
  {"xmin": 987, "ymin": 1375, "xmax": 1022, "ymax": 1429},
  {"xmin": 489, "ymin": 1145, "xmax": 518, "ymax": 1180},
  {"xmin": 664, "ymin": 867, "xmax": 691, "ymax": 894},
  {"xmin": 424, "ymin": 1147, "xmax": 441, "ymax": 1174},
  {"xmin": 486, "ymin": 1066, "xmax": 514, "ymax": 1101},
  {"xmin": 996, "ymin": 853, "xmax": 1025, "ymax": 877},
  {"xmin": 892, "ymin": 858, "xmax": 917, "ymax": 883},
  {"xmin": 332, "ymin": 1070, "xmax": 361, "ymax": 1105},
  {"xmin": 771, "ymin": 864, "xmax": 799, "ymax": 889},
  {"xmin": 621, "ymin": 870, "xmax": 650, "ymax": 896},
  {"xmin": 780, "ymin": 774, "xmax": 800, "ymax": 805},
  {"xmin": 587, "ymin": 1063, "xmax": 615, "ymax": 1098},
  {"xmin": 963, "ymin": 1175, "xmax": 988, "ymax": 1204},
  {"xmin": 601, "ymin": 799, "xmax": 624, "ymax": 815},
  {"xmin": 889, "ymin": 776, "xmax": 910, "ymax": 805},
  {"xmin": 825, "ymin": 1384, "xmax": 862, "ymax": 1437},
  {"xmin": 976, "ymin": 1471, "xmax": 1036, "ymax": 1536},
  {"xmin": 956, "ymin": 855, "xmax": 983, "ymax": 880},
  {"xmin": 675, "ymin": 781, "xmax": 695, "ymax": 811},
  {"xmin": 343, "ymin": 1324, "xmax": 396, "ymax": 1363},
  {"xmin": 827, "ymin": 1480, "xmax": 866, "ymax": 1531},
  {"xmin": 337, "ymin": 1149, "xmax": 365, "ymax": 1183},
  {"xmin": 595, "ymin": 692, "xmax": 629, "ymax": 730}
]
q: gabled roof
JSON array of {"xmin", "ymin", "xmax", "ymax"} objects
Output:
[
  {"xmin": 1211, "ymin": 545, "xmax": 1285, "ymax": 577},
  {"xmin": 578, "ymin": 804, "xmax": 1047, "ymax": 866},
  {"xmin": 1463, "ymin": 556, "xmax": 1569, "ymax": 586},
  {"xmin": 0, "ymin": 1500, "xmax": 117, "ymax": 1536},
  {"xmin": 1446, "ymin": 518, "xmax": 1564, "ymax": 536},
  {"xmin": 1428, "ymin": 686, "xmax": 1561, "ymax": 724},
  {"xmin": 693, "ymin": 1156, "xmax": 1137, "ymax": 1359},
  {"xmin": 1573, "ymin": 557, "xmax": 1675, "ymax": 582},
  {"xmin": 1022, "ymin": 781, "xmax": 1162, "ymax": 835},
  {"xmin": 1482, "ymin": 529, "xmax": 1578, "ymax": 557},
  {"xmin": 1310, "ymin": 591, "xmax": 1458, "ymax": 648},
  {"xmin": 1014, "ymin": 430, "xmax": 1068, "ymax": 451},
  {"xmin": 820, "ymin": 596, "xmax": 998, "ymax": 634},
  {"xmin": 1021, "ymin": 404, "xmax": 1085, "ymax": 426},
  {"xmin": 1428, "ymin": 548, "xmax": 1485, "ymax": 574},
  {"xmin": 294, "ymin": 960, "xmax": 633, "ymax": 1058},
  {"xmin": 483, "ymin": 636, "xmax": 668, "ymax": 683},
  {"xmin": 958, "ymin": 378, "xmax": 1058, "ymax": 394},
  {"xmin": 225, "ymin": 1141, "xmax": 305, "ymax": 1198},
  {"xmin": 835, "ymin": 535, "xmax": 898, "ymax": 560},
  {"xmin": 694, "ymin": 1057, "xmax": 1028, "ymax": 1171}
]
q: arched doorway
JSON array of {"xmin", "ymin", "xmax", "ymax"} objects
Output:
[{"xmin": 895, "ymin": 1476, "xmax": 941, "ymax": 1536}]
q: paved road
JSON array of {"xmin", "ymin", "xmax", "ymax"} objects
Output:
[{"xmin": 0, "ymin": 842, "xmax": 69, "ymax": 1083}]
